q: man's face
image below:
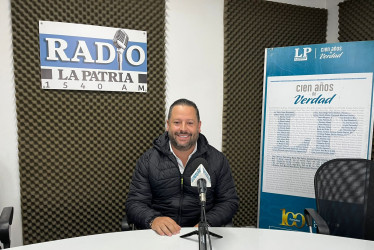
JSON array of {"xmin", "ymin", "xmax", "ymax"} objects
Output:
[{"xmin": 167, "ymin": 105, "xmax": 201, "ymax": 152}]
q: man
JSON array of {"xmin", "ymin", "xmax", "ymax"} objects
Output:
[{"xmin": 125, "ymin": 98, "xmax": 239, "ymax": 236}]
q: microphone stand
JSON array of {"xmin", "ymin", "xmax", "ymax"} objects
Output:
[{"xmin": 180, "ymin": 200, "xmax": 222, "ymax": 250}]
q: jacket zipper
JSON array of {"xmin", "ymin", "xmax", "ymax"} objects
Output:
[
  {"xmin": 176, "ymin": 156, "xmax": 200, "ymax": 226},
  {"xmin": 169, "ymin": 153, "xmax": 184, "ymax": 226},
  {"xmin": 178, "ymin": 175, "xmax": 184, "ymax": 225}
]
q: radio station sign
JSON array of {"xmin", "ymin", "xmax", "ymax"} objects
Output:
[{"xmin": 39, "ymin": 21, "xmax": 147, "ymax": 92}]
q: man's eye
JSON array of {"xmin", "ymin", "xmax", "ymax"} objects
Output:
[{"xmin": 174, "ymin": 121, "xmax": 180, "ymax": 125}]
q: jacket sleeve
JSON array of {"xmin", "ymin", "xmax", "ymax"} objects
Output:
[
  {"xmin": 205, "ymin": 155, "xmax": 239, "ymax": 226},
  {"xmin": 125, "ymin": 152, "xmax": 163, "ymax": 229}
]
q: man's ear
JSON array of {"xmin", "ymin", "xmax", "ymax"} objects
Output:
[
  {"xmin": 166, "ymin": 120, "xmax": 170, "ymax": 131},
  {"xmin": 198, "ymin": 121, "xmax": 201, "ymax": 133}
]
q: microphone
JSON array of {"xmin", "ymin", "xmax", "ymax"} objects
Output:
[
  {"xmin": 197, "ymin": 179, "xmax": 207, "ymax": 204},
  {"xmin": 190, "ymin": 158, "xmax": 211, "ymax": 205},
  {"xmin": 113, "ymin": 29, "xmax": 129, "ymax": 71}
]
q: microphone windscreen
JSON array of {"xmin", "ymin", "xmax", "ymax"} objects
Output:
[
  {"xmin": 197, "ymin": 178, "xmax": 207, "ymax": 192},
  {"xmin": 190, "ymin": 158, "xmax": 211, "ymax": 187}
]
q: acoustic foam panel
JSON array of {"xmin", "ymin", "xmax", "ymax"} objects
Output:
[
  {"xmin": 11, "ymin": 0, "xmax": 166, "ymax": 244},
  {"xmin": 338, "ymin": 0, "xmax": 374, "ymax": 42},
  {"xmin": 223, "ymin": 0, "xmax": 327, "ymax": 227}
]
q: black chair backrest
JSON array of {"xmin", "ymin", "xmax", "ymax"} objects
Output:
[
  {"xmin": 314, "ymin": 159, "xmax": 374, "ymax": 240},
  {"xmin": 0, "ymin": 207, "xmax": 14, "ymax": 248}
]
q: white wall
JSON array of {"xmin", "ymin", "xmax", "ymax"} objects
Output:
[
  {"xmin": 0, "ymin": 0, "xmax": 23, "ymax": 247},
  {"xmin": 0, "ymin": 0, "xmax": 339, "ymax": 247},
  {"xmin": 326, "ymin": 0, "xmax": 345, "ymax": 43},
  {"xmin": 165, "ymin": 0, "xmax": 224, "ymax": 149}
]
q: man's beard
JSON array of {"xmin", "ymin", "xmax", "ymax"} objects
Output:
[{"xmin": 168, "ymin": 131, "xmax": 198, "ymax": 151}]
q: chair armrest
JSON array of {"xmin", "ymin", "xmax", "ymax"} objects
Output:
[
  {"xmin": 0, "ymin": 207, "xmax": 14, "ymax": 248},
  {"xmin": 121, "ymin": 215, "xmax": 134, "ymax": 231},
  {"xmin": 304, "ymin": 208, "xmax": 330, "ymax": 235}
]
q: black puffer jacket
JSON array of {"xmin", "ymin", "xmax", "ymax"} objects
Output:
[{"xmin": 125, "ymin": 132, "xmax": 239, "ymax": 229}]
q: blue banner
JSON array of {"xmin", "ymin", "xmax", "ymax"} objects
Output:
[{"xmin": 259, "ymin": 41, "xmax": 374, "ymax": 231}]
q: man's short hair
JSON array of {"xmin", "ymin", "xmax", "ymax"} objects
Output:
[{"xmin": 168, "ymin": 98, "xmax": 200, "ymax": 121}]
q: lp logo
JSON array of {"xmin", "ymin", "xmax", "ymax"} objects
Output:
[
  {"xmin": 280, "ymin": 209, "xmax": 306, "ymax": 228},
  {"xmin": 294, "ymin": 47, "xmax": 312, "ymax": 61}
]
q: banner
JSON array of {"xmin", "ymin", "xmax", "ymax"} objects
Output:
[
  {"xmin": 39, "ymin": 21, "xmax": 147, "ymax": 92},
  {"xmin": 259, "ymin": 41, "xmax": 374, "ymax": 231}
]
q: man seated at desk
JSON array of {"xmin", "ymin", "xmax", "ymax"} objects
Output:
[{"xmin": 125, "ymin": 98, "xmax": 239, "ymax": 236}]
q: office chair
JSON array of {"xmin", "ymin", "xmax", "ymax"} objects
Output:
[
  {"xmin": 304, "ymin": 158, "xmax": 374, "ymax": 240},
  {"xmin": 0, "ymin": 207, "xmax": 14, "ymax": 249}
]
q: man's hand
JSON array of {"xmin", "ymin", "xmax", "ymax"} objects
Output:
[{"xmin": 151, "ymin": 217, "xmax": 181, "ymax": 236}]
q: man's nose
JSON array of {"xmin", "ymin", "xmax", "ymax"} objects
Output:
[{"xmin": 180, "ymin": 122, "xmax": 187, "ymax": 131}]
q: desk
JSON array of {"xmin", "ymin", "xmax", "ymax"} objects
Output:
[{"xmin": 11, "ymin": 228, "xmax": 374, "ymax": 250}]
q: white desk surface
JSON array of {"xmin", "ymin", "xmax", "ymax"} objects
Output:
[{"xmin": 11, "ymin": 227, "xmax": 374, "ymax": 250}]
